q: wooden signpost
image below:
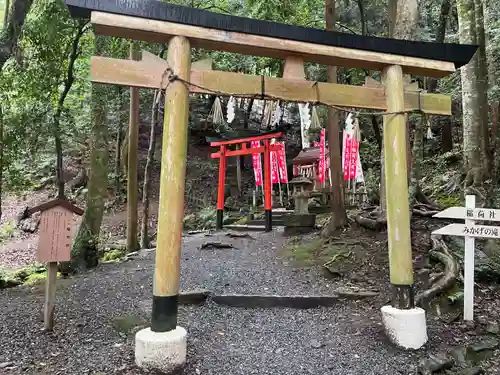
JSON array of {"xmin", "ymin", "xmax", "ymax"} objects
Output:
[
  {"xmin": 433, "ymin": 195, "xmax": 500, "ymax": 321},
  {"xmin": 26, "ymin": 198, "xmax": 84, "ymax": 331}
]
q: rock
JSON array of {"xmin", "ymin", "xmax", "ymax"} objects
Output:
[
  {"xmin": 468, "ymin": 338, "xmax": 499, "ymax": 352},
  {"xmin": 417, "ymin": 353, "xmax": 454, "ymax": 375},
  {"xmin": 485, "ymin": 322, "xmax": 499, "ymax": 335},
  {"xmin": 0, "ymin": 362, "xmax": 14, "ymax": 369},
  {"xmin": 466, "ymin": 338, "xmax": 499, "ymax": 364},
  {"xmin": 200, "ymin": 242, "xmax": 234, "ymax": 249},
  {"xmin": 450, "ymin": 347, "xmax": 467, "ymax": 366},
  {"xmin": 457, "ymin": 367, "xmax": 485, "ymax": 375},
  {"xmin": 309, "ymin": 339, "xmax": 324, "ymax": 349}
]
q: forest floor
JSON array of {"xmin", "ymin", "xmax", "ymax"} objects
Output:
[
  {"xmin": 1, "ymin": 223, "xmax": 500, "ymax": 374},
  {"xmin": 1, "ymin": 111, "xmax": 500, "ymax": 373}
]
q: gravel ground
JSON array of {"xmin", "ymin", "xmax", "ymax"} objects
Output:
[
  {"xmin": 178, "ymin": 230, "xmax": 355, "ymax": 296},
  {"xmin": 0, "ymin": 230, "xmax": 498, "ymax": 374}
]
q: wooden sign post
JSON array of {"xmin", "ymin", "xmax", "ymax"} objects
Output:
[
  {"xmin": 26, "ymin": 198, "xmax": 84, "ymax": 331},
  {"xmin": 433, "ymin": 195, "xmax": 500, "ymax": 321}
]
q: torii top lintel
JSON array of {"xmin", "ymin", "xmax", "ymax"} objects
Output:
[{"xmin": 64, "ymin": 0, "xmax": 477, "ymax": 78}]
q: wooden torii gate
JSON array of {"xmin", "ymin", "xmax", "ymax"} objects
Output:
[{"xmin": 65, "ymin": 0, "xmax": 476, "ymax": 371}]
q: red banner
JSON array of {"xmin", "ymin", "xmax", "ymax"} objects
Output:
[
  {"xmin": 343, "ymin": 135, "xmax": 352, "ymax": 181},
  {"xmin": 270, "ymin": 140, "xmax": 279, "ymax": 185},
  {"xmin": 251, "ymin": 141, "xmax": 263, "ymax": 187},
  {"xmin": 277, "ymin": 142, "xmax": 288, "ymax": 183},
  {"xmin": 349, "ymin": 139, "xmax": 359, "ymax": 180},
  {"xmin": 343, "ymin": 134, "xmax": 359, "ymax": 181},
  {"xmin": 318, "ymin": 129, "xmax": 326, "ymax": 183}
]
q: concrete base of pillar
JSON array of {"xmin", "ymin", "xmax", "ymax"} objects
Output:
[
  {"xmin": 135, "ymin": 326, "xmax": 187, "ymax": 373},
  {"xmin": 381, "ymin": 306, "xmax": 427, "ymax": 349}
]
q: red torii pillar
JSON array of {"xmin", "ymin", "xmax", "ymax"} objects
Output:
[{"xmin": 210, "ymin": 132, "xmax": 284, "ymax": 232}]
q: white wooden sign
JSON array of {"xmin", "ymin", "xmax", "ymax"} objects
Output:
[{"xmin": 432, "ymin": 195, "xmax": 500, "ymax": 321}]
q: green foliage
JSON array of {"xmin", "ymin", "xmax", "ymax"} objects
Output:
[
  {"xmin": 102, "ymin": 248, "xmax": 126, "ymax": 262},
  {"xmin": 0, "ymin": 220, "xmax": 17, "ymax": 243},
  {"xmin": 447, "ymin": 290, "xmax": 464, "ymax": 304},
  {"xmin": 437, "ymin": 195, "xmax": 461, "ymax": 208},
  {"xmin": 0, "ymin": 263, "xmax": 47, "ymax": 289},
  {"xmin": 183, "ymin": 206, "xmax": 229, "ymax": 230}
]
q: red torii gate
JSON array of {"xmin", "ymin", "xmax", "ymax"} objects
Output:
[{"xmin": 210, "ymin": 131, "xmax": 284, "ymax": 232}]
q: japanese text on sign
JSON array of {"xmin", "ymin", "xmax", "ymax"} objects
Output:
[
  {"xmin": 466, "ymin": 209, "xmax": 497, "ymax": 220},
  {"xmin": 463, "ymin": 225, "xmax": 500, "ymax": 237}
]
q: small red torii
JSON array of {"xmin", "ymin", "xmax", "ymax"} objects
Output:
[{"xmin": 210, "ymin": 131, "xmax": 284, "ymax": 232}]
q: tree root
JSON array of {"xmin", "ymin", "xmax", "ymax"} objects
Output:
[
  {"xmin": 413, "ymin": 208, "xmax": 440, "ymax": 217},
  {"xmin": 354, "ymin": 210, "xmax": 386, "ymax": 230},
  {"xmin": 416, "ymin": 190, "xmax": 440, "ymax": 210},
  {"xmin": 415, "ymin": 236, "xmax": 458, "ymax": 307}
]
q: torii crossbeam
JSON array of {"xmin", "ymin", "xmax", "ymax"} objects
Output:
[{"xmin": 65, "ymin": 0, "xmax": 477, "ymax": 371}]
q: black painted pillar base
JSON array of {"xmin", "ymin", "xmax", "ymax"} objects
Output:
[
  {"xmin": 391, "ymin": 284, "xmax": 415, "ymax": 309},
  {"xmin": 265, "ymin": 209, "xmax": 272, "ymax": 232},
  {"xmin": 216, "ymin": 209, "xmax": 223, "ymax": 230},
  {"xmin": 151, "ymin": 295, "xmax": 178, "ymax": 332}
]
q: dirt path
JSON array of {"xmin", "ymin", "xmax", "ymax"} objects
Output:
[
  {"xmin": 0, "ymin": 231, "xmax": 416, "ymax": 375},
  {"xmin": 2, "ymin": 230, "xmax": 498, "ymax": 374}
]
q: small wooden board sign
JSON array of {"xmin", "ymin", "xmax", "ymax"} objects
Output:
[
  {"xmin": 38, "ymin": 206, "xmax": 75, "ymax": 262},
  {"xmin": 432, "ymin": 195, "xmax": 500, "ymax": 322},
  {"xmin": 27, "ymin": 198, "xmax": 83, "ymax": 330}
]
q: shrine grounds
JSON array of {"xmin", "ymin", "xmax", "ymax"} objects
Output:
[{"xmin": 1, "ymin": 225, "xmax": 500, "ymax": 374}]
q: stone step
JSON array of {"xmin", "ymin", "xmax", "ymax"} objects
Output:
[
  {"xmin": 248, "ymin": 219, "xmax": 285, "ymax": 226},
  {"xmin": 223, "ymin": 224, "xmax": 267, "ymax": 232}
]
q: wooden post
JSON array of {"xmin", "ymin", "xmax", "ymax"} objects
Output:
[
  {"xmin": 263, "ymin": 139, "xmax": 273, "ymax": 231},
  {"xmin": 216, "ymin": 145, "xmax": 227, "ymax": 230},
  {"xmin": 44, "ymin": 262, "xmax": 58, "ymax": 330},
  {"xmin": 152, "ymin": 36, "xmax": 191, "ymax": 333},
  {"xmin": 127, "ymin": 43, "xmax": 140, "ymax": 252},
  {"xmin": 464, "ymin": 195, "xmax": 476, "ymax": 320},
  {"xmin": 382, "ymin": 65, "xmax": 414, "ymax": 309}
]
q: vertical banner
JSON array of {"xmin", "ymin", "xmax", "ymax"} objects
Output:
[
  {"xmin": 299, "ymin": 103, "xmax": 311, "ymax": 149},
  {"xmin": 277, "ymin": 142, "xmax": 288, "ymax": 183},
  {"xmin": 349, "ymin": 138, "xmax": 359, "ymax": 180},
  {"xmin": 251, "ymin": 141, "xmax": 263, "ymax": 187},
  {"xmin": 343, "ymin": 134, "xmax": 352, "ymax": 181},
  {"xmin": 318, "ymin": 128, "xmax": 326, "ymax": 183},
  {"xmin": 270, "ymin": 139, "xmax": 280, "ymax": 185}
]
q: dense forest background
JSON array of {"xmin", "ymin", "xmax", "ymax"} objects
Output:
[{"xmin": 1, "ymin": 0, "xmax": 500, "ymax": 275}]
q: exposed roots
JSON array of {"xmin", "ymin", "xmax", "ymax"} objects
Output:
[
  {"xmin": 354, "ymin": 208, "xmax": 386, "ymax": 230},
  {"xmin": 415, "ymin": 236, "xmax": 458, "ymax": 307},
  {"xmin": 413, "ymin": 207, "xmax": 440, "ymax": 217}
]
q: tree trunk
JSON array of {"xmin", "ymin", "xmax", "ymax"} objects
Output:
[
  {"xmin": 3, "ymin": 0, "xmax": 10, "ymax": 27},
  {"xmin": 0, "ymin": 0, "xmax": 33, "ymax": 69},
  {"xmin": 244, "ymin": 98, "xmax": 254, "ymax": 129},
  {"xmin": 408, "ymin": 118, "xmax": 424, "ymax": 206},
  {"xmin": 371, "ymin": 115, "xmax": 382, "ymax": 151},
  {"xmin": 127, "ymin": 43, "xmax": 140, "ymax": 253},
  {"xmin": 356, "ymin": 0, "xmax": 367, "ymax": 35},
  {"xmin": 115, "ymin": 87, "xmax": 125, "ymax": 198},
  {"xmin": 53, "ymin": 22, "xmax": 87, "ymax": 199},
  {"xmin": 440, "ymin": 117, "xmax": 453, "ymax": 152},
  {"xmin": 64, "ymin": 36, "xmax": 110, "ymax": 273},
  {"xmin": 427, "ymin": 0, "xmax": 451, "ymax": 93},
  {"xmin": 457, "ymin": 0, "xmax": 484, "ymax": 187},
  {"xmin": 0, "ymin": 104, "xmax": 3, "ymax": 222},
  {"xmin": 390, "ymin": 0, "xmax": 420, "ymax": 206},
  {"xmin": 140, "ymin": 90, "xmax": 161, "ymax": 249},
  {"xmin": 474, "ymin": 0, "xmax": 490, "ymax": 172},
  {"xmin": 322, "ymin": 0, "xmax": 346, "ymax": 236},
  {"xmin": 426, "ymin": 0, "xmax": 452, "ymax": 155}
]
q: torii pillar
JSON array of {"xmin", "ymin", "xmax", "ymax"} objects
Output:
[{"xmin": 135, "ymin": 36, "xmax": 190, "ymax": 372}]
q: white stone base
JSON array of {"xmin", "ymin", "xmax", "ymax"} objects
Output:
[
  {"xmin": 381, "ymin": 306, "xmax": 427, "ymax": 349},
  {"xmin": 135, "ymin": 326, "xmax": 187, "ymax": 372}
]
